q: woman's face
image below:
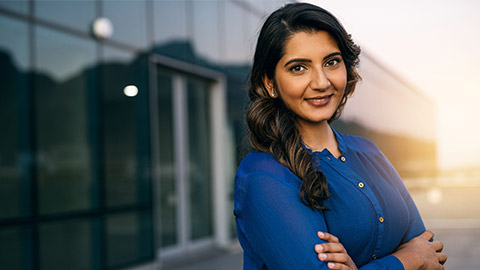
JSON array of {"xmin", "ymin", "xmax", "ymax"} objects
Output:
[{"xmin": 265, "ymin": 31, "xmax": 347, "ymax": 127}]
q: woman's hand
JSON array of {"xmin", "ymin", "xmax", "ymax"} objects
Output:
[
  {"xmin": 314, "ymin": 231, "xmax": 358, "ymax": 270},
  {"xmin": 393, "ymin": 230, "xmax": 447, "ymax": 270}
]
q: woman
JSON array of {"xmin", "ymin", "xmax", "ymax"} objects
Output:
[{"xmin": 234, "ymin": 3, "xmax": 446, "ymax": 270}]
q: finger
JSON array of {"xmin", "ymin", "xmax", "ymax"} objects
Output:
[
  {"xmin": 315, "ymin": 243, "xmax": 346, "ymax": 254},
  {"xmin": 420, "ymin": 230, "xmax": 434, "ymax": 241},
  {"xmin": 318, "ymin": 231, "xmax": 340, "ymax": 243},
  {"xmin": 432, "ymin": 240, "xmax": 444, "ymax": 252},
  {"xmin": 327, "ymin": 262, "xmax": 350, "ymax": 270},
  {"xmin": 437, "ymin": 252, "xmax": 447, "ymax": 265},
  {"xmin": 318, "ymin": 252, "xmax": 349, "ymax": 263}
]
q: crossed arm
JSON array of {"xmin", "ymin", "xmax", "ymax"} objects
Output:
[
  {"xmin": 315, "ymin": 230, "xmax": 446, "ymax": 270},
  {"xmin": 235, "ymin": 171, "xmax": 447, "ymax": 269}
]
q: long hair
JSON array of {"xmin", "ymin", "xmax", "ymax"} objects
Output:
[{"xmin": 246, "ymin": 3, "xmax": 361, "ymax": 210}]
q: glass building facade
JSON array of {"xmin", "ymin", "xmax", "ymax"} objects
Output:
[{"xmin": 0, "ymin": 1, "xmax": 436, "ymax": 269}]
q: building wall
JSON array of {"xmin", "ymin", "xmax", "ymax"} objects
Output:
[{"xmin": 0, "ymin": 1, "xmax": 436, "ymax": 269}]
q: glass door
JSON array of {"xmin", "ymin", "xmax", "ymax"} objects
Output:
[{"xmin": 153, "ymin": 70, "xmax": 213, "ymax": 255}]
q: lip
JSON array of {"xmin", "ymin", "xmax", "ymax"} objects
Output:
[{"xmin": 304, "ymin": 94, "xmax": 333, "ymax": 106}]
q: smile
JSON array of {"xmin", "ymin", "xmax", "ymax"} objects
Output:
[{"xmin": 304, "ymin": 94, "xmax": 333, "ymax": 106}]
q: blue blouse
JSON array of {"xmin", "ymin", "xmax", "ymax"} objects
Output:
[{"xmin": 234, "ymin": 129, "xmax": 425, "ymax": 269}]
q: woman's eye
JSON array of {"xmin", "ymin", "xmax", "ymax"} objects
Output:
[
  {"xmin": 289, "ymin": 65, "xmax": 305, "ymax": 73},
  {"xmin": 325, "ymin": 58, "xmax": 341, "ymax": 67}
]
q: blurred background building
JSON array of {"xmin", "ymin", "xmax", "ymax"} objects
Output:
[{"xmin": 0, "ymin": 0, "xmax": 440, "ymax": 269}]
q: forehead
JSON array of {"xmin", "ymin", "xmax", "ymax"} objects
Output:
[{"xmin": 282, "ymin": 31, "xmax": 340, "ymax": 58}]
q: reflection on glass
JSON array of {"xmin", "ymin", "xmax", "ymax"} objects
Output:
[
  {"xmin": 0, "ymin": 1, "xmax": 28, "ymax": 15},
  {"xmin": 107, "ymin": 211, "xmax": 153, "ymax": 268},
  {"xmin": 0, "ymin": 227, "xmax": 24, "ymax": 270},
  {"xmin": 224, "ymin": 1, "xmax": 249, "ymax": 64},
  {"xmin": 153, "ymin": 0, "xmax": 188, "ymax": 45},
  {"xmin": 34, "ymin": 26, "xmax": 95, "ymax": 214},
  {"xmin": 187, "ymin": 79, "xmax": 213, "ymax": 240},
  {"xmin": 102, "ymin": 0, "xmax": 148, "ymax": 49},
  {"xmin": 156, "ymin": 72, "xmax": 178, "ymax": 247},
  {"xmin": 40, "ymin": 220, "xmax": 92, "ymax": 270},
  {"xmin": 102, "ymin": 46, "xmax": 138, "ymax": 207},
  {"xmin": 192, "ymin": 0, "xmax": 220, "ymax": 62},
  {"xmin": 35, "ymin": 25, "xmax": 96, "ymax": 81},
  {"xmin": 35, "ymin": 0, "xmax": 95, "ymax": 33},
  {"xmin": 0, "ymin": 15, "xmax": 30, "ymax": 219}
]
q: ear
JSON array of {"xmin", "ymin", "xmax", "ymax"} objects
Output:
[{"xmin": 262, "ymin": 75, "xmax": 277, "ymax": 98}]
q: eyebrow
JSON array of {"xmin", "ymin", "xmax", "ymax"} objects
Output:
[{"xmin": 283, "ymin": 52, "xmax": 342, "ymax": 67}]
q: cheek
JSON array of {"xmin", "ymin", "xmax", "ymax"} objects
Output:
[
  {"xmin": 331, "ymin": 71, "xmax": 347, "ymax": 92},
  {"xmin": 276, "ymin": 78, "xmax": 306, "ymax": 99}
]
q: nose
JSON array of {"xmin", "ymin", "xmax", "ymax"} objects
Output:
[{"xmin": 310, "ymin": 68, "xmax": 331, "ymax": 91}]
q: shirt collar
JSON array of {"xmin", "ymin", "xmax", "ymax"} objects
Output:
[
  {"xmin": 302, "ymin": 127, "xmax": 346, "ymax": 156},
  {"xmin": 332, "ymin": 127, "xmax": 347, "ymax": 154}
]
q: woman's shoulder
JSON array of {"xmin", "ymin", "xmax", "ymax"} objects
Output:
[
  {"xmin": 236, "ymin": 151, "xmax": 300, "ymax": 186},
  {"xmin": 237, "ymin": 151, "xmax": 287, "ymax": 175}
]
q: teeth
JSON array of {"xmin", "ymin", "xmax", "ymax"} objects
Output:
[{"xmin": 310, "ymin": 98, "xmax": 327, "ymax": 101}]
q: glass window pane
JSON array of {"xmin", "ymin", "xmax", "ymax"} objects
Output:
[
  {"xmin": 35, "ymin": 0, "xmax": 95, "ymax": 33},
  {"xmin": 0, "ymin": 1, "xmax": 29, "ymax": 15},
  {"xmin": 192, "ymin": 1, "xmax": 220, "ymax": 62},
  {"xmin": 34, "ymin": 26, "xmax": 96, "ymax": 214},
  {"xmin": 152, "ymin": 0, "xmax": 191, "ymax": 61},
  {"xmin": 187, "ymin": 79, "xmax": 213, "ymax": 240},
  {"xmin": 107, "ymin": 211, "xmax": 153, "ymax": 268},
  {"xmin": 0, "ymin": 227, "xmax": 28, "ymax": 270},
  {"xmin": 153, "ymin": 0, "xmax": 187, "ymax": 45},
  {"xmin": 224, "ymin": 2, "xmax": 249, "ymax": 63},
  {"xmin": 102, "ymin": 0, "xmax": 148, "ymax": 50},
  {"xmin": 102, "ymin": 47, "xmax": 139, "ymax": 207},
  {"xmin": 40, "ymin": 220, "xmax": 92, "ymax": 270},
  {"xmin": 0, "ymin": 15, "xmax": 30, "ymax": 219},
  {"xmin": 156, "ymin": 72, "xmax": 178, "ymax": 247}
]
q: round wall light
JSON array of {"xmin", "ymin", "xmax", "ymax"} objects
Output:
[
  {"xmin": 123, "ymin": 85, "xmax": 138, "ymax": 97},
  {"xmin": 92, "ymin": 17, "xmax": 113, "ymax": 39}
]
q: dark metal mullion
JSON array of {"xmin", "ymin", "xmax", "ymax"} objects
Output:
[
  {"xmin": 27, "ymin": 0, "xmax": 39, "ymax": 269},
  {"xmin": 92, "ymin": 1, "xmax": 106, "ymax": 269}
]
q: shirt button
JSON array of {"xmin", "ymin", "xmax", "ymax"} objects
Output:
[
  {"xmin": 340, "ymin": 156, "xmax": 346, "ymax": 162},
  {"xmin": 357, "ymin": 182, "xmax": 365, "ymax": 188},
  {"xmin": 372, "ymin": 254, "xmax": 377, "ymax": 260},
  {"xmin": 379, "ymin": 217, "xmax": 384, "ymax": 223}
]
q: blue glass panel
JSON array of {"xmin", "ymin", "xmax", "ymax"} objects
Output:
[
  {"xmin": 102, "ymin": 0, "xmax": 148, "ymax": 49},
  {"xmin": 40, "ymin": 220, "xmax": 92, "ymax": 270},
  {"xmin": 35, "ymin": 0, "xmax": 95, "ymax": 33},
  {"xmin": 34, "ymin": 25, "xmax": 96, "ymax": 214},
  {"xmin": 0, "ymin": 0, "xmax": 29, "ymax": 15},
  {"xmin": 0, "ymin": 15, "xmax": 30, "ymax": 219},
  {"xmin": 191, "ymin": 0, "xmax": 220, "ymax": 63}
]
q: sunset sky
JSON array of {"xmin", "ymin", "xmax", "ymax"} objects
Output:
[{"xmin": 309, "ymin": 0, "xmax": 480, "ymax": 170}]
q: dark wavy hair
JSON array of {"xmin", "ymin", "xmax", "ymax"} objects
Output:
[{"xmin": 246, "ymin": 3, "xmax": 361, "ymax": 210}]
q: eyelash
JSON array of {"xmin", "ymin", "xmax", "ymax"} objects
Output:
[
  {"xmin": 325, "ymin": 57, "xmax": 342, "ymax": 67},
  {"xmin": 288, "ymin": 57, "xmax": 343, "ymax": 73},
  {"xmin": 289, "ymin": 65, "xmax": 306, "ymax": 73}
]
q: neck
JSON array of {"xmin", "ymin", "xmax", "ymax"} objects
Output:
[{"xmin": 298, "ymin": 120, "xmax": 341, "ymax": 158}]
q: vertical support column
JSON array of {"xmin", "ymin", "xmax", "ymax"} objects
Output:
[
  {"xmin": 210, "ymin": 77, "xmax": 229, "ymax": 247},
  {"xmin": 172, "ymin": 75, "xmax": 190, "ymax": 248},
  {"xmin": 148, "ymin": 57, "xmax": 163, "ymax": 267}
]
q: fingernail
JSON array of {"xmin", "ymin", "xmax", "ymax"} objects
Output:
[
  {"xmin": 328, "ymin": 262, "xmax": 335, "ymax": 268},
  {"xmin": 318, "ymin": 231, "xmax": 324, "ymax": 237},
  {"xmin": 315, "ymin": 245, "xmax": 323, "ymax": 252},
  {"xmin": 319, "ymin": 253, "xmax": 327, "ymax": 260}
]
